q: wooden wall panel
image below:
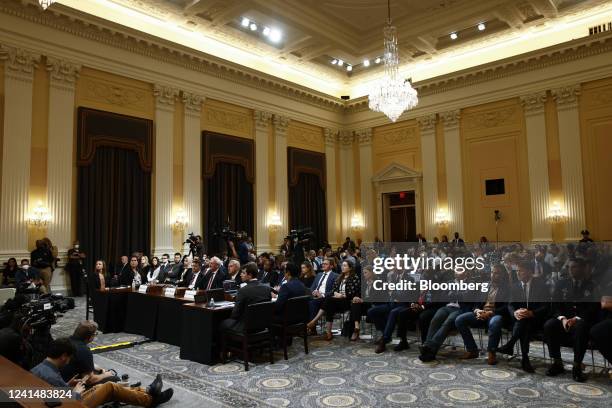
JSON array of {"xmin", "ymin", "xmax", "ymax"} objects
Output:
[{"xmin": 372, "ymin": 120, "xmax": 421, "ymax": 174}]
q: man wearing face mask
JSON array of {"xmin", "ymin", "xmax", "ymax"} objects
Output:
[{"xmin": 66, "ymin": 241, "xmax": 86, "ymax": 296}]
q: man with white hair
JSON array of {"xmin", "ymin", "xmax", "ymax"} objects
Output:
[
  {"xmin": 202, "ymin": 256, "xmax": 226, "ymax": 290},
  {"xmin": 226, "ymin": 259, "xmax": 241, "ymax": 285}
]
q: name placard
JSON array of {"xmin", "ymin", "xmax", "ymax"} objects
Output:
[
  {"xmin": 184, "ymin": 289, "xmax": 197, "ymax": 300},
  {"xmin": 138, "ymin": 285, "xmax": 148, "ymax": 293},
  {"xmin": 164, "ymin": 287, "xmax": 176, "ymax": 297}
]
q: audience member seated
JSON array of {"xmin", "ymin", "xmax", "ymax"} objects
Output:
[
  {"xmin": 455, "ymin": 264, "xmax": 510, "ymax": 364},
  {"xmin": 31, "ymin": 338, "xmax": 173, "ymax": 407},
  {"xmin": 180, "ymin": 258, "xmax": 205, "ymax": 289},
  {"xmin": 15, "ymin": 259, "xmax": 42, "ymax": 292},
  {"xmin": 394, "ymin": 269, "xmax": 444, "ymax": 350},
  {"xmin": 1, "ymin": 257, "xmax": 18, "ymax": 286},
  {"xmin": 111, "ymin": 255, "xmax": 129, "ymax": 287},
  {"xmin": 157, "ymin": 254, "xmax": 173, "ymax": 283},
  {"xmin": 120, "ymin": 256, "xmax": 142, "ymax": 287},
  {"xmin": 139, "ymin": 255, "xmax": 151, "ymax": 284},
  {"xmin": 91, "ymin": 260, "xmax": 107, "ymax": 290},
  {"xmin": 497, "ymin": 261, "xmax": 550, "ymax": 373},
  {"xmin": 307, "ymin": 257, "xmax": 339, "ymax": 333},
  {"xmin": 349, "ymin": 266, "xmax": 375, "ymax": 341},
  {"xmin": 203, "ymin": 256, "xmax": 226, "ymax": 291},
  {"xmin": 60, "ymin": 320, "xmax": 119, "ymax": 386},
  {"xmin": 590, "ymin": 290, "xmax": 612, "ymax": 365},
  {"xmin": 307, "ymin": 260, "xmax": 361, "ymax": 341},
  {"xmin": 220, "ymin": 262, "xmax": 272, "ymax": 333},
  {"xmin": 226, "ymin": 259, "xmax": 242, "ymax": 284},
  {"xmin": 544, "ymin": 258, "xmax": 600, "ymax": 382},
  {"xmin": 147, "ymin": 256, "xmax": 161, "ymax": 284},
  {"xmin": 0, "ymin": 310, "xmax": 26, "ymax": 367},
  {"xmin": 274, "ymin": 262, "xmax": 306, "ymax": 318},
  {"xmin": 177, "ymin": 257, "xmax": 192, "ymax": 284},
  {"xmin": 300, "ymin": 261, "xmax": 316, "ymax": 288},
  {"xmin": 418, "ymin": 270, "xmax": 475, "ymax": 362},
  {"xmin": 259, "ymin": 258, "xmax": 280, "ymax": 287}
]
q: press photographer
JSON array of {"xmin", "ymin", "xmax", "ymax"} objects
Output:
[
  {"xmin": 183, "ymin": 232, "xmax": 204, "ymax": 259},
  {"xmin": 286, "ymin": 227, "xmax": 315, "ymax": 266},
  {"xmin": 66, "ymin": 240, "xmax": 86, "ymax": 297}
]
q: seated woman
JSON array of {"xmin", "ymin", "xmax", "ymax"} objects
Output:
[
  {"xmin": 1, "ymin": 257, "xmax": 19, "ymax": 286},
  {"xmin": 140, "ymin": 255, "xmax": 151, "ymax": 284},
  {"xmin": 147, "ymin": 256, "xmax": 161, "ymax": 284},
  {"xmin": 300, "ymin": 261, "xmax": 316, "ymax": 288},
  {"xmin": 91, "ymin": 260, "xmax": 107, "ymax": 290},
  {"xmin": 349, "ymin": 266, "xmax": 375, "ymax": 341},
  {"xmin": 307, "ymin": 260, "xmax": 361, "ymax": 341},
  {"xmin": 454, "ymin": 264, "xmax": 509, "ymax": 365}
]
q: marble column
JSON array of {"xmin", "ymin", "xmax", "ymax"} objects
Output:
[
  {"xmin": 356, "ymin": 128, "xmax": 374, "ymax": 242},
  {"xmin": 254, "ymin": 110, "xmax": 272, "ymax": 253},
  {"xmin": 182, "ymin": 91, "xmax": 204, "ymax": 237},
  {"xmin": 520, "ymin": 91, "xmax": 552, "ymax": 242},
  {"xmin": 324, "ymin": 128, "xmax": 338, "ymax": 247},
  {"xmin": 273, "ymin": 114, "xmax": 290, "ymax": 243},
  {"xmin": 417, "ymin": 114, "xmax": 438, "ymax": 241},
  {"xmin": 153, "ymin": 84, "xmax": 178, "ymax": 256},
  {"xmin": 552, "ymin": 85, "xmax": 586, "ymax": 241},
  {"xmin": 0, "ymin": 46, "xmax": 39, "ymax": 259},
  {"xmin": 338, "ymin": 131, "xmax": 355, "ymax": 239},
  {"xmin": 440, "ymin": 110, "xmax": 464, "ymax": 237}
]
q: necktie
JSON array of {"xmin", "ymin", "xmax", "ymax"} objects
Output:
[
  {"xmin": 522, "ymin": 282, "xmax": 529, "ymax": 307},
  {"xmin": 190, "ymin": 273, "xmax": 198, "ymax": 288},
  {"xmin": 316, "ymin": 273, "xmax": 327, "ymax": 291},
  {"xmin": 206, "ymin": 272, "xmax": 216, "ymax": 291}
]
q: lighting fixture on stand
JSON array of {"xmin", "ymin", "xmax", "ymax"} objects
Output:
[{"xmin": 368, "ymin": 0, "xmax": 418, "ymax": 122}]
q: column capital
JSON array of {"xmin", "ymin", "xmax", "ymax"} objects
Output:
[
  {"xmin": 324, "ymin": 128, "xmax": 338, "ymax": 147},
  {"xmin": 551, "ymin": 85, "xmax": 580, "ymax": 109},
  {"xmin": 272, "ymin": 114, "xmax": 290, "ymax": 134},
  {"xmin": 182, "ymin": 91, "xmax": 204, "ymax": 116},
  {"xmin": 417, "ymin": 114, "xmax": 437, "ymax": 134},
  {"xmin": 338, "ymin": 130, "xmax": 354, "ymax": 146},
  {"xmin": 46, "ymin": 57, "xmax": 80, "ymax": 91},
  {"xmin": 355, "ymin": 128, "xmax": 373, "ymax": 146},
  {"xmin": 153, "ymin": 84, "xmax": 179, "ymax": 110},
  {"xmin": 0, "ymin": 45, "xmax": 39, "ymax": 82},
  {"xmin": 440, "ymin": 109, "xmax": 461, "ymax": 130},
  {"xmin": 520, "ymin": 91, "xmax": 547, "ymax": 116},
  {"xmin": 254, "ymin": 110, "xmax": 272, "ymax": 131}
]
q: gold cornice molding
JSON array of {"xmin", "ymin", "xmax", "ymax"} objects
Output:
[{"xmin": 0, "ymin": 0, "xmax": 345, "ymax": 113}]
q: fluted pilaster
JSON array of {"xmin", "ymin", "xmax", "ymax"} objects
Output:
[
  {"xmin": 338, "ymin": 130, "xmax": 355, "ymax": 238},
  {"xmin": 273, "ymin": 114, "xmax": 290, "ymax": 244},
  {"xmin": 324, "ymin": 128, "xmax": 339, "ymax": 247},
  {"xmin": 182, "ymin": 91, "xmax": 204, "ymax": 237},
  {"xmin": 417, "ymin": 114, "xmax": 438, "ymax": 241},
  {"xmin": 356, "ymin": 128, "xmax": 374, "ymax": 242},
  {"xmin": 254, "ymin": 110, "xmax": 272, "ymax": 252},
  {"xmin": 440, "ymin": 110, "xmax": 464, "ymax": 237}
]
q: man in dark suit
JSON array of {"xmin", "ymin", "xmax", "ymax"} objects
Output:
[
  {"xmin": 157, "ymin": 254, "xmax": 173, "ymax": 283},
  {"xmin": 111, "ymin": 256, "xmax": 128, "ymax": 287},
  {"xmin": 258, "ymin": 258, "xmax": 280, "ymax": 287},
  {"xmin": 308, "ymin": 258, "xmax": 339, "ymax": 329},
  {"xmin": 498, "ymin": 261, "xmax": 550, "ymax": 372},
  {"xmin": 220, "ymin": 262, "xmax": 272, "ymax": 333},
  {"xmin": 451, "ymin": 232, "xmax": 465, "ymax": 246},
  {"xmin": 202, "ymin": 256, "xmax": 226, "ymax": 291},
  {"xmin": 534, "ymin": 251, "xmax": 552, "ymax": 279},
  {"xmin": 274, "ymin": 263, "xmax": 306, "ymax": 317},
  {"xmin": 544, "ymin": 258, "xmax": 600, "ymax": 382},
  {"xmin": 180, "ymin": 259, "xmax": 205, "ymax": 290}
]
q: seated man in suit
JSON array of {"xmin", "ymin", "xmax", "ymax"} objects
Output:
[
  {"xmin": 497, "ymin": 260, "xmax": 550, "ymax": 373},
  {"xmin": 274, "ymin": 262, "xmax": 306, "ymax": 318},
  {"xmin": 226, "ymin": 259, "xmax": 242, "ymax": 285},
  {"xmin": 258, "ymin": 258, "xmax": 280, "ymax": 287},
  {"xmin": 202, "ymin": 256, "xmax": 226, "ymax": 291},
  {"xmin": 180, "ymin": 258, "xmax": 205, "ymax": 290},
  {"xmin": 220, "ymin": 262, "xmax": 272, "ymax": 333},
  {"xmin": 156, "ymin": 254, "xmax": 173, "ymax": 283},
  {"xmin": 544, "ymin": 257, "xmax": 600, "ymax": 382},
  {"xmin": 308, "ymin": 257, "xmax": 339, "ymax": 334},
  {"xmin": 590, "ymin": 288, "xmax": 612, "ymax": 366}
]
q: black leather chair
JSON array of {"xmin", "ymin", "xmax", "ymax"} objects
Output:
[
  {"xmin": 271, "ymin": 295, "xmax": 310, "ymax": 360},
  {"xmin": 221, "ymin": 301, "xmax": 275, "ymax": 371}
]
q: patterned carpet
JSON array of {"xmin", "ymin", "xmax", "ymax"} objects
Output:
[{"xmin": 50, "ymin": 299, "xmax": 612, "ymax": 407}]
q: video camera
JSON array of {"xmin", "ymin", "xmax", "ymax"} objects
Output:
[
  {"xmin": 183, "ymin": 232, "xmax": 204, "ymax": 258},
  {"xmin": 213, "ymin": 226, "xmax": 244, "ymax": 242},
  {"xmin": 286, "ymin": 227, "xmax": 315, "ymax": 242},
  {"xmin": 20, "ymin": 294, "xmax": 75, "ymax": 330}
]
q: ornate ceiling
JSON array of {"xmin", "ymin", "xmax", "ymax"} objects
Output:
[{"xmin": 46, "ymin": 0, "xmax": 612, "ymax": 97}]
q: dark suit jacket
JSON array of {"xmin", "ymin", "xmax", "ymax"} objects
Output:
[
  {"xmin": 508, "ymin": 277, "xmax": 550, "ymax": 320},
  {"xmin": 311, "ymin": 271, "xmax": 338, "ymax": 297},
  {"xmin": 230, "ymin": 280, "xmax": 272, "ymax": 323},
  {"xmin": 551, "ymin": 278, "xmax": 600, "ymax": 322},
  {"xmin": 180, "ymin": 269, "xmax": 205, "ymax": 289},
  {"xmin": 202, "ymin": 268, "xmax": 226, "ymax": 290},
  {"xmin": 177, "ymin": 268, "xmax": 192, "ymax": 287},
  {"xmin": 534, "ymin": 261, "xmax": 552, "ymax": 278},
  {"xmin": 259, "ymin": 269, "xmax": 280, "ymax": 287},
  {"xmin": 157, "ymin": 263, "xmax": 173, "ymax": 283},
  {"xmin": 119, "ymin": 269, "xmax": 137, "ymax": 286},
  {"xmin": 275, "ymin": 279, "xmax": 306, "ymax": 316}
]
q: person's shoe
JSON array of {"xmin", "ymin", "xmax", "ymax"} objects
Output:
[
  {"xmin": 487, "ymin": 352, "xmax": 497, "ymax": 365},
  {"xmin": 394, "ymin": 340, "xmax": 410, "ymax": 352},
  {"xmin": 418, "ymin": 345, "xmax": 436, "ymax": 362},
  {"xmin": 350, "ymin": 328, "xmax": 360, "ymax": 342},
  {"xmin": 546, "ymin": 362, "xmax": 565, "ymax": 377},
  {"xmin": 497, "ymin": 343, "xmax": 514, "ymax": 356},
  {"xmin": 572, "ymin": 366, "xmax": 587, "ymax": 382},
  {"xmin": 324, "ymin": 331, "xmax": 333, "ymax": 341},
  {"xmin": 521, "ymin": 358, "xmax": 535, "ymax": 373},
  {"xmin": 375, "ymin": 342, "xmax": 386, "ymax": 354},
  {"xmin": 459, "ymin": 351, "xmax": 479, "ymax": 360},
  {"xmin": 147, "ymin": 374, "xmax": 163, "ymax": 397},
  {"xmin": 151, "ymin": 388, "xmax": 174, "ymax": 407}
]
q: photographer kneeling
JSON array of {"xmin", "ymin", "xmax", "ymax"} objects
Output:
[
  {"xmin": 31, "ymin": 338, "xmax": 173, "ymax": 407},
  {"xmin": 60, "ymin": 321, "xmax": 118, "ymax": 386}
]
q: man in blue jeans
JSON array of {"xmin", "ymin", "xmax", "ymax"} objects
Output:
[{"xmin": 454, "ymin": 265, "xmax": 510, "ymax": 365}]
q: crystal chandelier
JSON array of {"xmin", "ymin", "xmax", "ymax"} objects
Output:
[
  {"xmin": 39, "ymin": 0, "xmax": 56, "ymax": 10},
  {"xmin": 368, "ymin": 0, "xmax": 418, "ymax": 122}
]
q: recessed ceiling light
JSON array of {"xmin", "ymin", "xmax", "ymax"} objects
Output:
[
  {"xmin": 263, "ymin": 27, "xmax": 271, "ymax": 36},
  {"xmin": 363, "ymin": 59, "xmax": 370, "ymax": 67},
  {"xmin": 337, "ymin": 59, "xmax": 344, "ymax": 66},
  {"xmin": 241, "ymin": 17, "xmax": 250, "ymax": 27},
  {"xmin": 375, "ymin": 57, "xmax": 381, "ymax": 64},
  {"xmin": 450, "ymin": 32, "xmax": 458, "ymax": 40},
  {"xmin": 269, "ymin": 29, "xmax": 282, "ymax": 43},
  {"xmin": 346, "ymin": 65, "xmax": 353, "ymax": 71},
  {"xmin": 331, "ymin": 59, "xmax": 338, "ymax": 65},
  {"xmin": 477, "ymin": 22, "xmax": 486, "ymax": 31},
  {"xmin": 250, "ymin": 23, "xmax": 257, "ymax": 31}
]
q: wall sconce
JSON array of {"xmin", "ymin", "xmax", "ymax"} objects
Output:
[
  {"xmin": 350, "ymin": 214, "xmax": 364, "ymax": 231},
  {"xmin": 173, "ymin": 209, "xmax": 188, "ymax": 231},
  {"xmin": 27, "ymin": 201, "xmax": 51, "ymax": 229},
  {"xmin": 435, "ymin": 209, "xmax": 450, "ymax": 226},
  {"xmin": 267, "ymin": 212, "xmax": 282, "ymax": 232},
  {"xmin": 547, "ymin": 202, "xmax": 567, "ymax": 224}
]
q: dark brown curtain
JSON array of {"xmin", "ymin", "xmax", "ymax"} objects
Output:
[
  {"xmin": 289, "ymin": 172, "xmax": 327, "ymax": 250},
  {"xmin": 77, "ymin": 146, "xmax": 151, "ymax": 274},
  {"xmin": 204, "ymin": 162, "xmax": 254, "ymax": 255}
]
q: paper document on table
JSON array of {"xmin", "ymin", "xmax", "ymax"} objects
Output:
[{"xmin": 211, "ymin": 301, "xmax": 234, "ymax": 308}]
